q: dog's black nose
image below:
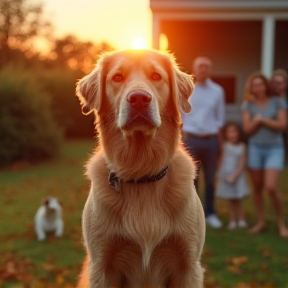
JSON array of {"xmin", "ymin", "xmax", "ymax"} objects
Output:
[{"xmin": 127, "ymin": 90, "xmax": 152, "ymax": 109}]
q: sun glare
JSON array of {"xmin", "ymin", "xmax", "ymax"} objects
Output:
[{"xmin": 132, "ymin": 37, "xmax": 148, "ymax": 50}]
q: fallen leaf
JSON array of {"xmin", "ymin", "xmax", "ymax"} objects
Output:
[
  {"xmin": 260, "ymin": 263, "xmax": 269, "ymax": 272},
  {"xmin": 261, "ymin": 247, "xmax": 273, "ymax": 257},
  {"xmin": 41, "ymin": 262, "xmax": 56, "ymax": 272},
  {"xmin": 227, "ymin": 256, "xmax": 248, "ymax": 266},
  {"xmin": 56, "ymin": 274, "xmax": 65, "ymax": 284},
  {"xmin": 227, "ymin": 265, "xmax": 242, "ymax": 274},
  {"xmin": 233, "ymin": 283, "xmax": 250, "ymax": 288}
]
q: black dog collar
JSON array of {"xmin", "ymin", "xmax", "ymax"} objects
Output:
[{"xmin": 108, "ymin": 166, "xmax": 169, "ymax": 192}]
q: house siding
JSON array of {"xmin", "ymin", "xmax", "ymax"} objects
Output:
[
  {"xmin": 150, "ymin": 0, "xmax": 288, "ymax": 122},
  {"xmin": 161, "ymin": 20, "xmax": 262, "ymax": 103}
]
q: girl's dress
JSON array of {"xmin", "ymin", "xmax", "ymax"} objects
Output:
[{"xmin": 217, "ymin": 142, "xmax": 249, "ymax": 199}]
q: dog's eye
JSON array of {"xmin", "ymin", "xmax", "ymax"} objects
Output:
[
  {"xmin": 112, "ymin": 74, "xmax": 123, "ymax": 82},
  {"xmin": 151, "ymin": 72, "xmax": 162, "ymax": 81}
]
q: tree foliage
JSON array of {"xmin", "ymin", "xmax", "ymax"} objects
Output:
[
  {"xmin": 0, "ymin": 0, "xmax": 113, "ymax": 145},
  {"xmin": 38, "ymin": 67, "xmax": 95, "ymax": 138},
  {"xmin": 0, "ymin": 0, "xmax": 51, "ymax": 50},
  {"xmin": 0, "ymin": 0, "xmax": 52, "ymax": 66},
  {"xmin": 50, "ymin": 35, "xmax": 114, "ymax": 73},
  {"xmin": 0, "ymin": 65, "xmax": 63, "ymax": 166}
]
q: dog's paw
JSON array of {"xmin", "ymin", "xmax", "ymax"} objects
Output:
[
  {"xmin": 37, "ymin": 234, "xmax": 46, "ymax": 241},
  {"xmin": 55, "ymin": 231, "xmax": 63, "ymax": 237}
]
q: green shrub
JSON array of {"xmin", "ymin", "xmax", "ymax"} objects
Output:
[
  {"xmin": 38, "ymin": 68, "xmax": 95, "ymax": 138},
  {"xmin": 0, "ymin": 65, "xmax": 63, "ymax": 166}
]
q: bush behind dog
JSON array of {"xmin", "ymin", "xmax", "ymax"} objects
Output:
[
  {"xmin": 0, "ymin": 64, "xmax": 63, "ymax": 166},
  {"xmin": 38, "ymin": 68, "xmax": 95, "ymax": 138}
]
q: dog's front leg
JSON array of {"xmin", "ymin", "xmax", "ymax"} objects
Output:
[
  {"xmin": 82, "ymin": 192, "xmax": 102, "ymax": 287},
  {"xmin": 167, "ymin": 261, "xmax": 203, "ymax": 288},
  {"xmin": 35, "ymin": 223, "xmax": 46, "ymax": 241},
  {"xmin": 36, "ymin": 229, "xmax": 46, "ymax": 241},
  {"xmin": 85, "ymin": 239, "xmax": 124, "ymax": 287},
  {"xmin": 87, "ymin": 255, "xmax": 124, "ymax": 288},
  {"xmin": 77, "ymin": 254, "xmax": 119, "ymax": 288},
  {"xmin": 55, "ymin": 219, "xmax": 64, "ymax": 237},
  {"xmin": 88, "ymin": 257, "xmax": 105, "ymax": 288},
  {"xmin": 82, "ymin": 192, "xmax": 122, "ymax": 288}
]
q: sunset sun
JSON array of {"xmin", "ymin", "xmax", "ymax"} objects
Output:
[{"xmin": 132, "ymin": 37, "xmax": 148, "ymax": 50}]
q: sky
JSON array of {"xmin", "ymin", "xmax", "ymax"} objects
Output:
[{"xmin": 42, "ymin": 0, "xmax": 152, "ymax": 50}]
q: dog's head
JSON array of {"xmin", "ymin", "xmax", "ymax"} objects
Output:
[
  {"xmin": 76, "ymin": 49, "xmax": 193, "ymax": 137},
  {"xmin": 43, "ymin": 197, "xmax": 62, "ymax": 214}
]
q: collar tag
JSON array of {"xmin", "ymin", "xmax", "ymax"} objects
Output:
[{"xmin": 108, "ymin": 172, "xmax": 122, "ymax": 192}]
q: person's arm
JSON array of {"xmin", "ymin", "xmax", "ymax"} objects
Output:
[
  {"xmin": 216, "ymin": 89, "xmax": 225, "ymax": 131},
  {"xmin": 217, "ymin": 142, "xmax": 224, "ymax": 169},
  {"xmin": 216, "ymin": 89, "xmax": 225, "ymax": 149},
  {"xmin": 261, "ymin": 108, "xmax": 287, "ymax": 132},
  {"xmin": 225, "ymin": 145, "xmax": 247, "ymax": 183},
  {"xmin": 241, "ymin": 110, "xmax": 262, "ymax": 136}
]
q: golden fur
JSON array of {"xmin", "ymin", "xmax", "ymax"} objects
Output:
[{"xmin": 75, "ymin": 49, "xmax": 205, "ymax": 288}]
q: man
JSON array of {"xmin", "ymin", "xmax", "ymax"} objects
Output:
[
  {"xmin": 271, "ymin": 69, "xmax": 288, "ymax": 164},
  {"xmin": 271, "ymin": 69, "xmax": 288, "ymax": 102},
  {"xmin": 182, "ymin": 56, "xmax": 225, "ymax": 228}
]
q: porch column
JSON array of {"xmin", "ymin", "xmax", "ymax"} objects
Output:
[
  {"xmin": 261, "ymin": 16, "xmax": 275, "ymax": 77},
  {"xmin": 152, "ymin": 14, "xmax": 161, "ymax": 49}
]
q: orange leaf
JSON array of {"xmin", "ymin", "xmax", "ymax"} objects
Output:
[
  {"xmin": 261, "ymin": 248, "xmax": 273, "ymax": 257},
  {"xmin": 227, "ymin": 265, "xmax": 242, "ymax": 274},
  {"xmin": 56, "ymin": 274, "xmax": 65, "ymax": 284},
  {"xmin": 228, "ymin": 256, "xmax": 248, "ymax": 266}
]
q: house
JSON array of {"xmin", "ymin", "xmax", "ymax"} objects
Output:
[{"xmin": 150, "ymin": 0, "xmax": 288, "ymax": 122}]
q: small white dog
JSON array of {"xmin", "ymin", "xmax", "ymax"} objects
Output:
[{"xmin": 34, "ymin": 197, "xmax": 64, "ymax": 241}]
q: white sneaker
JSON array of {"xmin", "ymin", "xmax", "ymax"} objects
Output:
[
  {"xmin": 205, "ymin": 214, "xmax": 223, "ymax": 228},
  {"xmin": 238, "ymin": 220, "xmax": 248, "ymax": 229}
]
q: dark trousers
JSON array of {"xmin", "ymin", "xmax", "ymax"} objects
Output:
[
  {"xmin": 183, "ymin": 134, "xmax": 219, "ymax": 217},
  {"xmin": 284, "ymin": 131, "xmax": 288, "ymax": 165}
]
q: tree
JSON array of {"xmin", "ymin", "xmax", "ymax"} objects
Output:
[
  {"xmin": 0, "ymin": 64, "xmax": 63, "ymax": 166},
  {"xmin": 50, "ymin": 35, "xmax": 114, "ymax": 73},
  {"xmin": 0, "ymin": 0, "xmax": 51, "ymax": 64}
]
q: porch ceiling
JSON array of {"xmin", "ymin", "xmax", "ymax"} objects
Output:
[{"xmin": 150, "ymin": 0, "xmax": 288, "ymax": 12}]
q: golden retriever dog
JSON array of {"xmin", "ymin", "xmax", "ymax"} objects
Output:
[{"xmin": 75, "ymin": 49, "xmax": 205, "ymax": 288}]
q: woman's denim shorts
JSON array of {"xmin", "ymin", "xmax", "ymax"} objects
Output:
[{"xmin": 247, "ymin": 142, "xmax": 285, "ymax": 170}]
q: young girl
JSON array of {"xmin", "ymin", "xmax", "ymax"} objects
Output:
[{"xmin": 217, "ymin": 122, "xmax": 249, "ymax": 230}]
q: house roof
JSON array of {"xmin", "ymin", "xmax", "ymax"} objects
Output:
[{"xmin": 150, "ymin": 0, "xmax": 288, "ymax": 11}]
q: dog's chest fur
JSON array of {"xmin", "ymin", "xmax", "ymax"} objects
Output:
[{"xmin": 86, "ymin": 149, "xmax": 195, "ymax": 268}]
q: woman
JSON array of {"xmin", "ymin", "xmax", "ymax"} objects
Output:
[{"xmin": 241, "ymin": 71, "xmax": 288, "ymax": 237}]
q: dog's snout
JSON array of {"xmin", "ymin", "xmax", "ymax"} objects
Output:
[{"xmin": 127, "ymin": 90, "xmax": 152, "ymax": 109}]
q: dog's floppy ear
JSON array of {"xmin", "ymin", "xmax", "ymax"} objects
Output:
[
  {"xmin": 174, "ymin": 69, "xmax": 194, "ymax": 113},
  {"xmin": 76, "ymin": 55, "xmax": 106, "ymax": 115},
  {"xmin": 166, "ymin": 53, "xmax": 193, "ymax": 114},
  {"xmin": 43, "ymin": 198, "xmax": 49, "ymax": 206}
]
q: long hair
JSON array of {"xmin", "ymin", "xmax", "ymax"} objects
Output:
[{"xmin": 243, "ymin": 71, "xmax": 271, "ymax": 102}]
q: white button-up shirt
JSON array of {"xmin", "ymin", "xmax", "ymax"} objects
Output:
[{"xmin": 182, "ymin": 78, "xmax": 225, "ymax": 135}]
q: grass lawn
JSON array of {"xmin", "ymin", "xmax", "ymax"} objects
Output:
[{"xmin": 0, "ymin": 139, "xmax": 287, "ymax": 288}]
